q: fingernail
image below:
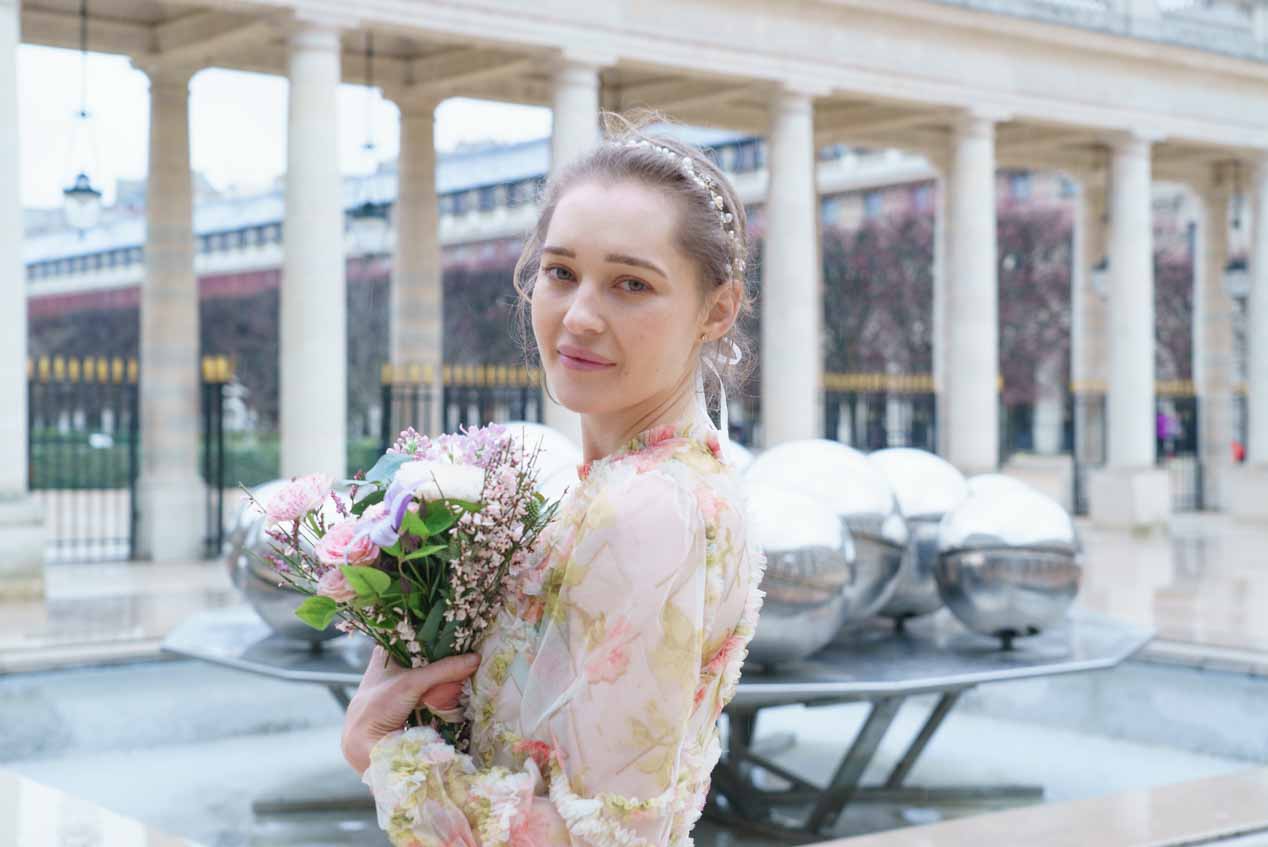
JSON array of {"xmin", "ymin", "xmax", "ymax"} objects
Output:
[{"xmin": 465, "ymin": 654, "xmax": 480, "ymax": 667}]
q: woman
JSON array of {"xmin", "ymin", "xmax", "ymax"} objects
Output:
[{"xmin": 341, "ymin": 115, "xmax": 767, "ymax": 846}]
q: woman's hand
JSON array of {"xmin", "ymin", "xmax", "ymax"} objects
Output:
[{"xmin": 341, "ymin": 646, "xmax": 481, "ymax": 775}]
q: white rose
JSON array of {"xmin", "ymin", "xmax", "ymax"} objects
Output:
[{"xmin": 396, "ymin": 461, "xmax": 486, "ymax": 503}]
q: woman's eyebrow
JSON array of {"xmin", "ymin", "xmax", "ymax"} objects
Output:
[
  {"xmin": 604, "ymin": 253, "xmax": 667, "ymax": 280},
  {"xmin": 542, "ymin": 245, "xmax": 667, "ymax": 280}
]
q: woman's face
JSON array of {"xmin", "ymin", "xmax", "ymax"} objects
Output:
[{"xmin": 531, "ymin": 179, "xmax": 708, "ymax": 418}]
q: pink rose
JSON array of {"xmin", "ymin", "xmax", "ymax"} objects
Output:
[
  {"xmin": 316, "ymin": 568, "xmax": 358, "ymax": 604},
  {"xmin": 314, "ymin": 518, "xmax": 379, "ymax": 567},
  {"xmin": 264, "ymin": 474, "xmax": 332, "ymax": 524}
]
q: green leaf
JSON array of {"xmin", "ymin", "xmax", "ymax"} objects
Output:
[
  {"xmin": 365, "ymin": 452, "xmax": 412, "ymax": 485},
  {"xmin": 341, "ymin": 565, "xmax": 392, "ymax": 597},
  {"xmin": 400, "ymin": 509, "xmax": 430, "ymax": 539},
  {"xmin": 399, "ymin": 543, "xmax": 448, "ymax": 563},
  {"xmin": 446, "ymin": 498, "xmax": 483, "ymax": 513},
  {"xmin": 350, "ymin": 488, "xmax": 385, "ymax": 517},
  {"xmin": 294, "ymin": 595, "xmax": 339, "ymax": 630},
  {"xmin": 419, "ymin": 600, "xmax": 446, "ymax": 645},
  {"xmin": 405, "ymin": 587, "xmax": 427, "ymax": 617},
  {"xmin": 434, "ymin": 619, "xmax": 460, "ymax": 659},
  {"xmin": 423, "ymin": 501, "xmax": 459, "ymax": 535}
]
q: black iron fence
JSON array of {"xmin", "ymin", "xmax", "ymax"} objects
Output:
[
  {"xmin": 824, "ymin": 372, "xmax": 938, "ymax": 452},
  {"xmin": 27, "ymin": 355, "xmax": 232, "ymax": 563},
  {"xmin": 201, "ymin": 356, "xmax": 230, "ymax": 558},
  {"xmin": 28, "ymin": 356, "xmax": 139, "ymax": 563},
  {"xmin": 380, "ymin": 363, "xmax": 544, "ymax": 452}
]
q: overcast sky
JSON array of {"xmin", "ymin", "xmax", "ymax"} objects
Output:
[{"xmin": 17, "ymin": 44, "xmax": 554, "ymax": 209}]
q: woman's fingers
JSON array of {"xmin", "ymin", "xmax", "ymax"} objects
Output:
[{"xmin": 421, "ymin": 680, "xmax": 463, "ymax": 711}]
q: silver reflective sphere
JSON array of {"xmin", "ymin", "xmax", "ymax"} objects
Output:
[
  {"xmin": 967, "ymin": 473, "xmax": 1034, "ymax": 500},
  {"xmin": 744, "ymin": 481, "xmax": 856, "ymax": 666},
  {"xmin": 745, "ymin": 440, "xmax": 905, "ymax": 628},
  {"xmin": 225, "ymin": 479, "xmax": 342, "ymax": 644},
  {"xmin": 722, "ymin": 440, "xmax": 755, "ymax": 472},
  {"xmin": 867, "ymin": 448, "xmax": 969, "ymax": 621},
  {"xmin": 936, "ymin": 487, "xmax": 1082, "ymax": 648}
]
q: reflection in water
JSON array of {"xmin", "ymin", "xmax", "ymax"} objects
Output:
[{"xmin": 1078, "ymin": 514, "xmax": 1268, "ymax": 654}]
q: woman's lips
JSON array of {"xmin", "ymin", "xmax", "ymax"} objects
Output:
[{"xmin": 559, "ymin": 351, "xmax": 615, "ymax": 371}]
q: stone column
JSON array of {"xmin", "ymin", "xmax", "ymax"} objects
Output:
[
  {"xmin": 931, "ymin": 160, "xmax": 950, "ymax": 456},
  {"xmin": 761, "ymin": 85, "xmax": 821, "ymax": 446},
  {"xmin": 0, "ymin": 0, "xmax": 46, "ymax": 598},
  {"xmin": 390, "ymin": 95, "xmax": 443, "ymax": 437},
  {"xmin": 1247, "ymin": 157, "xmax": 1268, "ymax": 465},
  {"xmin": 1072, "ymin": 179, "xmax": 1110, "ymax": 452},
  {"xmin": 1228, "ymin": 153, "xmax": 1268, "ymax": 520},
  {"xmin": 542, "ymin": 58, "xmax": 603, "ymax": 446},
  {"xmin": 1088, "ymin": 133, "xmax": 1171, "ymax": 527},
  {"xmin": 280, "ymin": 22, "xmax": 347, "ymax": 480},
  {"xmin": 1195, "ymin": 180, "xmax": 1234, "ymax": 512},
  {"xmin": 944, "ymin": 112, "xmax": 999, "ymax": 474},
  {"xmin": 137, "ymin": 65, "xmax": 205, "ymax": 561}
]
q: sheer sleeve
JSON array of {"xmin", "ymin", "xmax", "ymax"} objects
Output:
[{"xmin": 363, "ymin": 468, "xmax": 714, "ymax": 846}]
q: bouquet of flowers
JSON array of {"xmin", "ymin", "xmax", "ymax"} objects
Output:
[{"xmin": 252, "ymin": 422, "xmax": 559, "ymax": 748}]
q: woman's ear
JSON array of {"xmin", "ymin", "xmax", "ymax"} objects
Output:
[{"xmin": 701, "ymin": 280, "xmax": 741, "ymax": 342}]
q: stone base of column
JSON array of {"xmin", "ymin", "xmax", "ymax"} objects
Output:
[
  {"xmin": 137, "ymin": 474, "xmax": 208, "ymax": 561},
  {"xmin": 0, "ymin": 495, "xmax": 47, "ymax": 602},
  {"xmin": 1223, "ymin": 464, "xmax": 1268, "ymax": 521},
  {"xmin": 1087, "ymin": 466, "xmax": 1172, "ymax": 530}
]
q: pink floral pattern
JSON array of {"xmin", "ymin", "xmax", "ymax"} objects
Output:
[{"xmin": 364, "ymin": 404, "xmax": 767, "ymax": 846}]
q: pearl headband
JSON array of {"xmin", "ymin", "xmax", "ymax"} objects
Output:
[{"xmin": 623, "ymin": 139, "xmax": 747, "ymax": 279}]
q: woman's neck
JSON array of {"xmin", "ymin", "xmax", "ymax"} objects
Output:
[{"xmin": 578, "ymin": 381, "xmax": 701, "ymax": 464}]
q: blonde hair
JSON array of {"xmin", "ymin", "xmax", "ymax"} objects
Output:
[{"xmin": 511, "ymin": 111, "xmax": 757, "ymax": 398}]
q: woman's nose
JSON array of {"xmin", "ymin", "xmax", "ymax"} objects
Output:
[{"xmin": 561, "ymin": 280, "xmax": 605, "ymax": 335}]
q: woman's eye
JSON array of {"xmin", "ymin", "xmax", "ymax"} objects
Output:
[
  {"xmin": 620, "ymin": 278, "xmax": 650, "ymax": 293},
  {"xmin": 544, "ymin": 265, "xmax": 574, "ymax": 282}
]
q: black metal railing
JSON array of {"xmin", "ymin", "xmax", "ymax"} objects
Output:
[
  {"xmin": 380, "ymin": 363, "xmax": 544, "ymax": 452},
  {"xmin": 27, "ymin": 355, "xmax": 139, "ymax": 563},
  {"xmin": 824, "ymin": 373, "xmax": 937, "ymax": 453}
]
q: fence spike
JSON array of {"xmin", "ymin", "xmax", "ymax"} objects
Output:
[
  {"xmin": 380, "ymin": 363, "xmax": 393, "ymax": 385},
  {"xmin": 111, "ymin": 358, "xmax": 124, "ymax": 384},
  {"xmin": 52, "ymin": 356, "xmax": 65, "ymax": 381},
  {"xmin": 25, "ymin": 358, "xmax": 32, "ymax": 380},
  {"xmin": 38, "ymin": 356, "xmax": 50, "ymax": 383},
  {"xmin": 96, "ymin": 356, "xmax": 109, "ymax": 383},
  {"xmin": 443, "ymin": 365, "xmax": 453, "ymax": 385},
  {"xmin": 127, "ymin": 359, "xmax": 139, "ymax": 384},
  {"xmin": 423, "ymin": 364, "xmax": 434, "ymax": 383}
]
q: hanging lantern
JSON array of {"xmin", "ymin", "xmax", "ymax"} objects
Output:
[
  {"xmin": 346, "ymin": 31, "xmax": 388, "ymax": 256},
  {"xmin": 63, "ymin": 171, "xmax": 103, "ymax": 232},
  {"xmin": 62, "ymin": 0, "xmax": 104, "ymax": 235},
  {"xmin": 1225, "ymin": 256, "xmax": 1250, "ymax": 300},
  {"xmin": 1090, "ymin": 256, "xmax": 1110, "ymax": 300}
]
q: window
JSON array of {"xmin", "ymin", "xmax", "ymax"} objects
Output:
[
  {"xmin": 719, "ymin": 144, "xmax": 737, "ymax": 172},
  {"xmin": 1010, "ymin": 172, "xmax": 1032, "ymax": 201},
  {"xmin": 198, "ymin": 235, "xmax": 210, "ymax": 253},
  {"xmin": 1059, "ymin": 176, "xmax": 1077, "ymax": 198},
  {"xmin": 913, "ymin": 183, "xmax": 933, "ymax": 212},
  {"xmin": 864, "ymin": 190, "xmax": 883, "ymax": 219},
  {"xmin": 478, "ymin": 186, "xmax": 496, "ymax": 212},
  {"xmin": 735, "ymin": 142, "xmax": 756, "ymax": 172},
  {"xmin": 754, "ymin": 140, "xmax": 767, "ymax": 169}
]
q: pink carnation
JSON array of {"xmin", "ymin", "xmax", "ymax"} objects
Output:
[
  {"xmin": 265, "ymin": 474, "xmax": 332, "ymax": 524},
  {"xmin": 316, "ymin": 568, "xmax": 358, "ymax": 603},
  {"xmin": 314, "ymin": 518, "xmax": 379, "ymax": 567}
]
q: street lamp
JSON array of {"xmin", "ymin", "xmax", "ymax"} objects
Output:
[{"xmin": 62, "ymin": 0, "xmax": 104, "ymax": 235}]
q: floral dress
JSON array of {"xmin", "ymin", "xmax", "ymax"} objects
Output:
[{"xmin": 362, "ymin": 404, "xmax": 767, "ymax": 846}]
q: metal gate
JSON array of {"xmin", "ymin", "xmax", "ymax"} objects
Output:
[
  {"xmin": 28, "ymin": 355, "xmax": 231, "ymax": 563},
  {"xmin": 380, "ymin": 363, "xmax": 544, "ymax": 452},
  {"xmin": 824, "ymin": 372, "xmax": 938, "ymax": 453},
  {"xmin": 28, "ymin": 356, "xmax": 139, "ymax": 563}
]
